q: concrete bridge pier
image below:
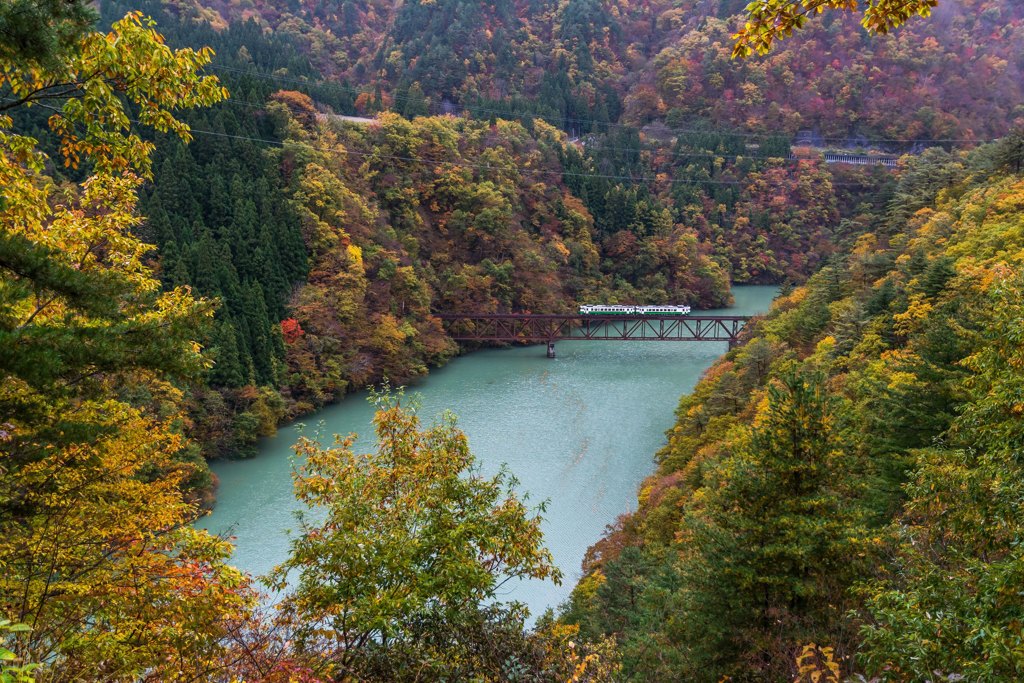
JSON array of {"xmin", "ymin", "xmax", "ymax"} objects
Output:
[{"xmin": 546, "ymin": 341, "xmax": 556, "ymax": 359}]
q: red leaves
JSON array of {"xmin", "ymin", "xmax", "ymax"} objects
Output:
[{"xmin": 281, "ymin": 317, "xmax": 306, "ymax": 344}]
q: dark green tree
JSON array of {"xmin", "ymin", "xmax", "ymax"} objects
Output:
[
  {"xmin": 995, "ymin": 128, "xmax": 1024, "ymax": 175},
  {"xmin": 672, "ymin": 370, "xmax": 870, "ymax": 682},
  {"xmin": 0, "ymin": 0, "xmax": 95, "ymax": 69}
]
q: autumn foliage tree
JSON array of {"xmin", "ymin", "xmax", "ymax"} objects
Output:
[
  {"xmin": 858, "ymin": 190, "xmax": 1024, "ymax": 680},
  {"xmin": 268, "ymin": 390, "xmax": 568, "ymax": 680},
  {"xmin": 0, "ymin": 12, "xmax": 259, "ymax": 680}
]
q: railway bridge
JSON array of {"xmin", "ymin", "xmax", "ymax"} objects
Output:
[{"xmin": 437, "ymin": 313, "xmax": 752, "ymax": 358}]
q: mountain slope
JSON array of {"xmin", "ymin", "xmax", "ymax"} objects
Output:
[{"xmin": 561, "ymin": 139, "xmax": 1024, "ymax": 681}]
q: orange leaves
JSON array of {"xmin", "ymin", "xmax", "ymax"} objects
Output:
[
  {"xmin": 272, "ymin": 90, "xmax": 319, "ymax": 127},
  {"xmin": 353, "ymin": 91, "xmax": 374, "ymax": 115},
  {"xmin": 0, "ymin": 391, "xmax": 257, "ymax": 679},
  {"xmin": 281, "ymin": 317, "xmax": 306, "ymax": 344}
]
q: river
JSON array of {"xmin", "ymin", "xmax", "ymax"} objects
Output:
[{"xmin": 199, "ymin": 286, "xmax": 778, "ymax": 617}]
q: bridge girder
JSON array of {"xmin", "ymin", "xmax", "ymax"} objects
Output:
[{"xmin": 437, "ymin": 314, "xmax": 751, "ymax": 344}]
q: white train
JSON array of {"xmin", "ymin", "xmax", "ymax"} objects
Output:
[{"xmin": 578, "ymin": 304, "xmax": 692, "ymax": 315}]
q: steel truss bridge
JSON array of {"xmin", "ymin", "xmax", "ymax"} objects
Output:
[{"xmin": 437, "ymin": 313, "xmax": 752, "ymax": 357}]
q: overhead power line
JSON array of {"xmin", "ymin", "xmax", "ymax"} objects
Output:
[
  {"xmin": 214, "ymin": 96, "xmax": 902, "ymax": 167},
  {"xmin": 0, "ymin": 94, "xmax": 897, "ymax": 190},
  {"xmin": 165, "ymin": 119, "xmax": 890, "ymax": 190},
  {"xmin": 207, "ymin": 63, "xmax": 995, "ymax": 146},
  {"xmin": 218, "ymin": 96, "xmax": 787, "ymax": 163}
]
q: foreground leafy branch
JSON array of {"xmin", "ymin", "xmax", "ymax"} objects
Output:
[{"xmin": 733, "ymin": 0, "xmax": 940, "ymax": 58}]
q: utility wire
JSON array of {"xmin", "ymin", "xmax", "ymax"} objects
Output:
[
  {"xmin": 166, "ymin": 120, "xmax": 892, "ymax": 190},
  {"xmin": 215, "ymin": 95, "xmax": 902, "ymax": 167},
  {"xmin": 0, "ymin": 95, "xmax": 895, "ymax": 189},
  {"xmin": 207, "ymin": 63, "xmax": 995, "ymax": 146}
]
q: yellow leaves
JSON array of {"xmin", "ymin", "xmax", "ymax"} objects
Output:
[
  {"xmin": 0, "ymin": 133, "xmax": 51, "ymax": 234},
  {"xmin": 847, "ymin": 232, "xmax": 880, "ymax": 259},
  {"xmin": 794, "ymin": 643, "xmax": 841, "ymax": 683},
  {"xmin": 814, "ymin": 335, "xmax": 836, "ymax": 356},
  {"xmin": 638, "ymin": 483, "xmax": 654, "ymax": 507},
  {"xmin": 2, "ymin": 11, "xmax": 227, "ymax": 179},
  {"xmin": 885, "ymin": 369, "xmax": 921, "ymax": 392},
  {"xmin": 0, "ymin": 11, "xmax": 252, "ymax": 680},
  {"xmin": 782, "ymin": 285, "xmax": 809, "ymax": 307},
  {"xmin": 279, "ymin": 395, "xmax": 563, "ymax": 659},
  {"xmin": 551, "ymin": 238, "xmax": 572, "ymax": 262},
  {"xmin": 1, "ymin": 15, "xmax": 217, "ymax": 385},
  {"xmin": 532, "ymin": 619, "xmax": 621, "ymax": 683},
  {"xmin": 346, "ymin": 243, "xmax": 364, "ymax": 265},
  {"xmin": 732, "ymin": 0, "xmax": 935, "ymax": 58},
  {"xmin": 893, "ymin": 293, "xmax": 933, "ymax": 337},
  {"xmin": 373, "ymin": 312, "xmax": 408, "ymax": 346},
  {"xmin": 750, "ymin": 391, "xmax": 774, "ymax": 429},
  {"xmin": 577, "ymin": 568, "xmax": 607, "ymax": 597},
  {"xmin": 0, "ymin": 390, "xmax": 243, "ymax": 634}
]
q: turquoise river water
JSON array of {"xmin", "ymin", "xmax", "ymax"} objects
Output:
[{"xmin": 200, "ymin": 286, "xmax": 778, "ymax": 617}]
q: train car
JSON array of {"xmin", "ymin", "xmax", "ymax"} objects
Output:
[
  {"xmin": 636, "ymin": 305, "xmax": 691, "ymax": 315},
  {"xmin": 578, "ymin": 305, "xmax": 635, "ymax": 315},
  {"xmin": 578, "ymin": 304, "xmax": 691, "ymax": 315}
]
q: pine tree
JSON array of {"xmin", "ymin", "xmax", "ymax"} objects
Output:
[
  {"xmin": 208, "ymin": 319, "xmax": 246, "ymax": 388},
  {"xmin": 673, "ymin": 370, "xmax": 870, "ymax": 681},
  {"xmin": 995, "ymin": 128, "xmax": 1024, "ymax": 175},
  {"xmin": 241, "ymin": 279, "xmax": 274, "ymax": 383},
  {"xmin": 0, "ymin": 0, "xmax": 95, "ymax": 68}
]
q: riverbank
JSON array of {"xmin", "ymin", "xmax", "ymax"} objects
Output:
[{"xmin": 198, "ymin": 286, "xmax": 778, "ymax": 616}]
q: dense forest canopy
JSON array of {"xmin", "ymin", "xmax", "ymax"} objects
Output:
[
  {"xmin": 562, "ymin": 138, "xmax": 1024, "ymax": 681},
  {"xmin": 3, "ymin": 0, "xmax": 1024, "ymax": 679},
  {"xmin": 159, "ymin": 0, "xmax": 1023, "ymax": 142}
]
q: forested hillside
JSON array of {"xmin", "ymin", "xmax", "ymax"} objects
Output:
[
  {"xmin": 0, "ymin": 10, "xmax": 616, "ymax": 680},
  {"xmin": 92, "ymin": 0, "xmax": 1024, "ymax": 469},
  {"xmin": 94, "ymin": 0, "xmax": 842, "ymax": 464},
  {"xmin": 124, "ymin": 83, "xmax": 735, "ymax": 460},
  {"xmin": 7, "ymin": 0, "xmax": 1024, "ymax": 680},
  {"xmin": 159, "ymin": 0, "xmax": 1024, "ymax": 142},
  {"xmin": 641, "ymin": 0, "xmax": 1024, "ymax": 142},
  {"xmin": 562, "ymin": 138, "xmax": 1024, "ymax": 680}
]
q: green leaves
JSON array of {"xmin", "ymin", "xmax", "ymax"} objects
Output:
[
  {"xmin": 0, "ymin": 0, "xmax": 95, "ymax": 70},
  {"xmin": 3, "ymin": 11, "xmax": 226, "ymax": 178},
  {"xmin": 860, "ymin": 273, "xmax": 1024, "ymax": 680},
  {"xmin": 272, "ymin": 390, "xmax": 560, "ymax": 678},
  {"xmin": 668, "ymin": 370, "xmax": 870, "ymax": 680},
  {"xmin": 0, "ymin": 621, "xmax": 35, "ymax": 683}
]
